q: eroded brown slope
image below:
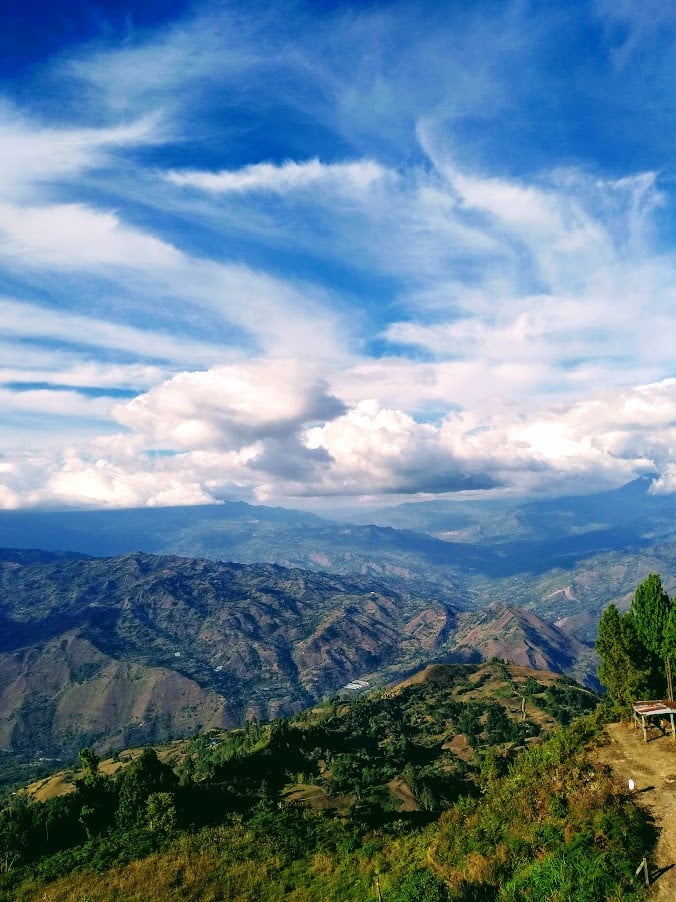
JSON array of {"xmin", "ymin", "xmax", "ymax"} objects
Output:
[
  {"xmin": 0, "ymin": 552, "xmax": 461, "ymax": 757},
  {"xmin": 450, "ymin": 603, "xmax": 599, "ymax": 688},
  {"xmin": 0, "ymin": 633, "xmax": 228, "ymax": 757},
  {"xmin": 0, "ymin": 551, "xmax": 594, "ymax": 761}
]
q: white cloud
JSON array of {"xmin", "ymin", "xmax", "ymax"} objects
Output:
[
  {"xmin": 0, "ymin": 298, "xmax": 225, "ymax": 369},
  {"xmin": 167, "ymin": 158, "xmax": 385, "ymax": 195},
  {"xmin": 2, "ymin": 375, "xmax": 676, "ymax": 509},
  {"xmin": 594, "ymin": 0, "xmax": 676, "ymax": 67},
  {"xmin": 0, "ymin": 203, "xmax": 181, "ymax": 269},
  {"xmin": 45, "ymin": 456, "xmax": 218, "ymax": 508},
  {"xmin": 1, "ymin": 146, "xmax": 674, "ymax": 507},
  {"xmin": 0, "ymin": 208, "xmax": 347, "ymax": 365},
  {"xmin": 0, "ymin": 4, "xmax": 673, "ymax": 511},
  {"xmin": 113, "ymin": 359, "xmax": 345, "ymax": 450},
  {"xmin": 0, "ymin": 363, "xmax": 165, "ymax": 392},
  {"xmin": 0, "ymin": 386, "xmax": 114, "ymax": 420},
  {"xmin": 66, "ymin": 9, "xmax": 258, "ymax": 119},
  {"xmin": 300, "ymin": 380, "xmax": 676, "ymax": 500},
  {"xmin": 0, "ymin": 103, "xmax": 159, "ymax": 198}
]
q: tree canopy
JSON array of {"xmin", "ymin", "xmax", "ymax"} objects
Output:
[{"xmin": 596, "ymin": 573, "xmax": 675, "ymax": 707}]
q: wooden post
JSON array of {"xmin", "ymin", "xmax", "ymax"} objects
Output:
[
  {"xmin": 635, "ymin": 857, "xmax": 650, "ymax": 887},
  {"xmin": 375, "ymin": 874, "xmax": 383, "ymax": 901},
  {"xmin": 641, "ymin": 714, "xmax": 647, "ymax": 742},
  {"xmin": 666, "ymin": 658, "xmax": 673, "ymax": 703},
  {"xmin": 520, "ymin": 696, "xmax": 526, "ymax": 722},
  {"xmin": 670, "ymin": 711, "xmax": 675, "ymax": 741}
]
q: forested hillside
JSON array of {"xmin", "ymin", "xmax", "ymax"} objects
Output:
[{"xmin": 0, "ymin": 663, "xmax": 652, "ymax": 901}]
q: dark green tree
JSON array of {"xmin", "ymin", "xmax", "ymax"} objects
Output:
[
  {"xmin": 78, "ymin": 747, "xmax": 100, "ymax": 782},
  {"xmin": 393, "ymin": 868, "xmax": 450, "ymax": 901},
  {"xmin": 631, "ymin": 573, "xmax": 672, "ymax": 658},
  {"xmin": 75, "ymin": 747, "xmax": 115, "ymax": 839},
  {"xmin": 664, "ymin": 605, "xmax": 676, "ymax": 700},
  {"xmin": 596, "ymin": 604, "xmax": 652, "ymax": 706},
  {"xmin": 0, "ymin": 795, "xmax": 31, "ymax": 874},
  {"xmin": 116, "ymin": 748, "xmax": 177, "ymax": 828},
  {"xmin": 631, "ymin": 573, "xmax": 675, "ymax": 697},
  {"xmin": 146, "ymin": 792, "xmax": 177, "ymax": 835},
  {"xmin": 665, "ymin": 606, "xmax": 676, "ymax": 661}
]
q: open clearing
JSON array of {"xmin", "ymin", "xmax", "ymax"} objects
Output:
[{"xmin": 597, "ymin": 722, "xmax": 676, "ymax": 899}]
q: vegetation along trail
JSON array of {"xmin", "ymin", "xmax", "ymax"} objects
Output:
[{"xmin": 598, "ymin": 722, "xmax": 676, "ymax": 899}]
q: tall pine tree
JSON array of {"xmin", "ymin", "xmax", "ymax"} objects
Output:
[
  {"xmin": 631, "ymin": 573, "xmax": 671, "ymax": 658},
  {"xmin": 597, "ymin": 574, "xmax": 675, "ymax": 705},
  {"xmin": 596, "ymin": 604, "xmax": 652, "ymax": 707}
]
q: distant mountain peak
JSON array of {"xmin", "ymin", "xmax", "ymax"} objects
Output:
[{"xmin": 449, "ymin": 604, "xmax": 598, "ymax": 689}]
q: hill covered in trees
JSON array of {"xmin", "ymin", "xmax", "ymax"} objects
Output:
[{"xmin": 0, "ymin": 662, "xmax": 652, "ymax": 901}]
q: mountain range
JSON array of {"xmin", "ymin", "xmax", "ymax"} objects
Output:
[
  {"xmin": 1, "ymin": 477, "xmax": 672, "ymax": 767},
  {"xmin": 0, "ymin": 548, "xmax": 597, "ymax": 764},
  {"xmin": 0, "ymin": 478, "xmax": 674, "ymax": 641}
]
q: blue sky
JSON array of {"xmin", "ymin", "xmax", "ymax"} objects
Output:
[{"xmin": 0, "ymin": 0, "xmax": 675, "ymax": 510}]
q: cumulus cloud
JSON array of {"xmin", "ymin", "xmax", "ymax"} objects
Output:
[
  {"xmin": 44, "ymin": 456, "xmax": 219, "ymax": 508},
  {"xmin": 3, "ymin": 375, "xmax": 676, "ymax": 509},
  {"xmin": 300, "ymin": 381, "xmax": 676, "ymax": 500},
  {"xmin": 304, "ymin": 400, "xmax": 500, "ymax": 496},
  {"xmin": 113, "ymin": 359, "xmax": 346, "ymax": 450}
]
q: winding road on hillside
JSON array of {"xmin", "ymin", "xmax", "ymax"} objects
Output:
[{"xmin": 597, "ymin": 723, "xmax": 676, "ymax": 900}]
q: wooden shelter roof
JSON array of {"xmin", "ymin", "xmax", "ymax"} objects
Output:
[{"xmin": 633, "ymin": 700, "xmax": 676, "ymax": 717}]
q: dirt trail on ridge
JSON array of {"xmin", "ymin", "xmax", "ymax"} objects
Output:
[{"xmin": 597, "ymin": 722, "xmax": 676, "ymax": 900}]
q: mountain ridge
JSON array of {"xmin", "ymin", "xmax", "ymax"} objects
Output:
[
  {"xmin": 0, "ymin": 480, "xmax": 673, "ymax": 636},
  {"xmin": 0, "ymin": 548, "xmax": 595, "ymax": 762}
]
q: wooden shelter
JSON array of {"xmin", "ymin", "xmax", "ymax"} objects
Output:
[{"xmin": 632, "ymin": 700, "xmax": 676, "ymax": 742}]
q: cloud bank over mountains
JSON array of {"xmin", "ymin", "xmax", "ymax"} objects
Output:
[{"xmin": 0, "ymin": 1, "xmax": 674, "ymax": 510}]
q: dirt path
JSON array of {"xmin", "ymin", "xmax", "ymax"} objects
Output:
[
  {"xmin": 387, "ymin": 777, "xmax": 419, "ymax": 811},
  {"xmin": 597, "ymin": 722, "xmax": 676, "ymax": 899}
]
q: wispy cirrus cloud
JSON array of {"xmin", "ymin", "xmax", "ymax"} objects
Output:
[
  {"xmin": 0, "ymin": 103, "xmax": 160, "ymax": 198},
  {"xmin": 0, "ymin": 202, "xmax": 180, "ymax": 268},
  {"xmin": 0, "ymin": 298, "xmax": 225, "ymax": 369}
]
